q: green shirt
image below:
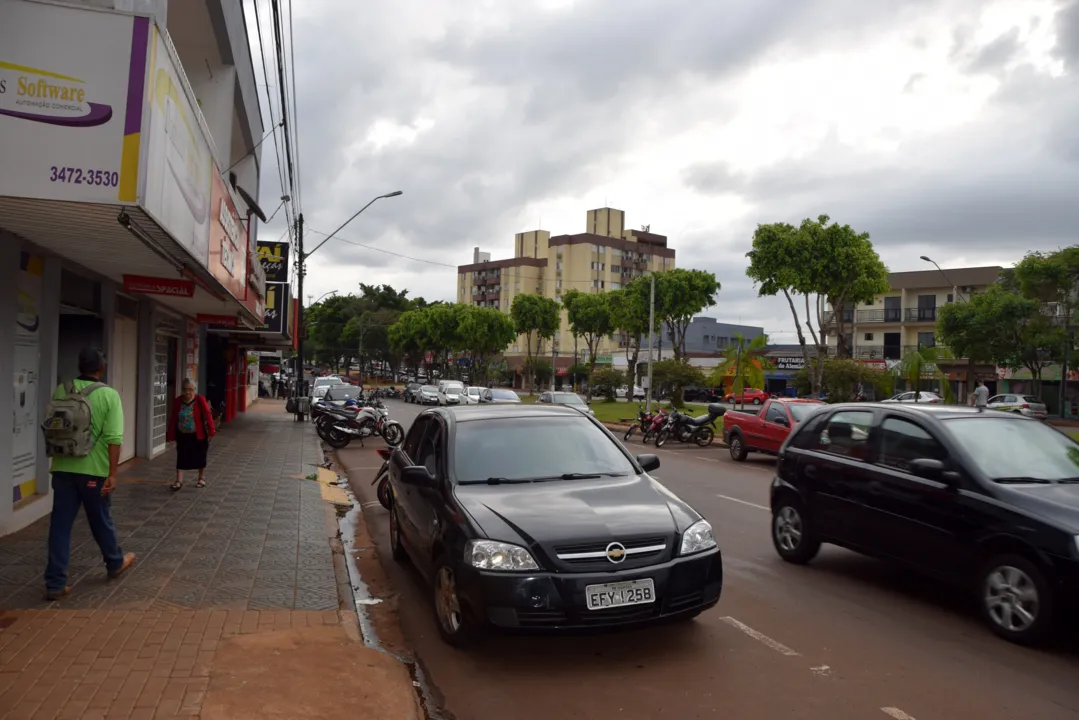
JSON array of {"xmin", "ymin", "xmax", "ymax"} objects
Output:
[{"xmin": 50, "ymin": 379, "xmax": 124, "ymax": 478}]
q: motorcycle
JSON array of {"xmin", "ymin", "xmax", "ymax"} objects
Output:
[
  {"xmin": 641, "ymin": 407, "xmax": 671, "ymax": 445},
  {"xmin": 372, "ymin": 447, "xmax": 392, "ymax": 509},
  {"xmin": 623, "ymin": 405, "xmax": 659, "ymax": 442},
  {"xmin": 317, "ymin": 401, "xmax": 404, "ymax": 449},
  {"xmin": 655, "ymin": 403, "xmax": 725, "ymax": 448}
]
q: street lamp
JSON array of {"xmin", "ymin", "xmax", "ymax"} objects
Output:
[
  {"xmin": 293, "ymin": 190, "xmax": 403, "ymax": 419},
  {"xmin": 921, "ymin": 255, "xmax": 974, "ymax": 403},
  {"xmin": 311, "ymin": 290, "xmax": 337, "ymax": 305}
]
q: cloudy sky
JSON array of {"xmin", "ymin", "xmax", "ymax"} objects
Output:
[{"xmin": 249, "ymin": 0, "xmax": 1078, "ymax": 344}]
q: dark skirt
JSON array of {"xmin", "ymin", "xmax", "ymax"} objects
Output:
[{"xmin": 175, "ymin": 432, "xmax": 209, "ymax": 470}]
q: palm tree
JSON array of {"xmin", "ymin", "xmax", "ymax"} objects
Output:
[
  {"xmin": 709, "ymin": 333, "xmax": 774, "ymax": 410},
  {"xmin": 896, "ymin": 345, "xmax": 955, "ymax": 403}
]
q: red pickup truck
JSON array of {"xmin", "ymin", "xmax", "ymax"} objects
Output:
[{"xmin": 723, "ymin": 398, "xmax": 825, "ymax": 461}]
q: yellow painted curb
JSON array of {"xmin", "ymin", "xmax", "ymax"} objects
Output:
[{"xmin": 316, "ymin": 466, "xmax": 351, "ymax": 506}]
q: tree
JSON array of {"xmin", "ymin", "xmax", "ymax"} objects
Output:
[
  {"xmin": 457, "ymin": 306, "xmax": 517, "ymax": 384},
  {"xmin": 609, "ymin": 280, "xmax": 656, "ymax": 387},
  {"xmin": 590, "ymin": 367, "xmax": 626, "ymax": 402},
  {"xmin": 938, "ymin": 284, "xmax": 1065, "ymax": 395},
  {"xmin": 746, "ymin": 215, "xmax": 888, "ymax": 395},
  {"xmin": 524, "ymin": 357, "xmax": 553, "ymax": 389},
  {"xmin": 653, "ymin": 269, "xmax": 721, "ymax": 359},
  {"xmin": 793, "ymin": 358, "xmax": 894, "ymax": 402},
  {"xmin": 510, "ymin": 294, "xmax": 560, "ymax": 393},
  {"xmin": 896, "ymin": 346, "xmax": 955, "ymax": 403},
  {"xmin": 708, "ymin": 333, "xmax": 773, "ymax": 410},
  {"xmin": 651, "ymin": 359, "xmax": 706, "ymax": 408},
  {"xmin": 388, "ymin": 309, "xmax": 431, "ymax": 379},
  {"xmin": 564, "ymin": 291, "xmax": 614, "ymax": 377}
]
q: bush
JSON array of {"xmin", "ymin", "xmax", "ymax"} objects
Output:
[
  {"xmin": 794, "ymin": 358, "xmax": 894, "ymax": 402},
  {"xmin": 590, "ymin": 367, "xmax": 626, "ymax": 401},
  {"xmin": 652, "ymin": 359, "xmax": 707, "ymax": 408}
]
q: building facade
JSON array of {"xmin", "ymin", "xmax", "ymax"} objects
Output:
[
  {"xmin": 0, "ymin": 0, "xmax": 290, "ymax": 536},
  {"xmin": 456, "ymin": 208, "xmax": 675, "ymax": 374},
  {"xmin": 682, "ymin": 318, "xmax": 764, "ymax": 355}
]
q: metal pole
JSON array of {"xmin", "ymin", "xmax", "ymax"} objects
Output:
[
  {"xmin": 646, "ymin": 273, "xmax": 655, "ymax": 413},
  {"xmin": 294, "ymin": 213, "xmax": 305, "ymax": 420},
  {"xmin": 551, "ymin": 338, "xmax": 557, "ymax": 392}
]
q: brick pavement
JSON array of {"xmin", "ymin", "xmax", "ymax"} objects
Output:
[{"xmin": 0, "ymin": 402, "xmax": 420, "ymax": 720}]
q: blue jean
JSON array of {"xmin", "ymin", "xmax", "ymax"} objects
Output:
[{"xmin": 45, "ymin": 471, "xmax": 125, "ymax": 592}]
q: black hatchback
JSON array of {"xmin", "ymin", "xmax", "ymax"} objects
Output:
[
  {"xmin": 386, "ymin": 404, "xmax": 724, "ymax": 646},
  {"xmin": 770, "ymin": 403, "xmax": 1079, "ymax": 646}
]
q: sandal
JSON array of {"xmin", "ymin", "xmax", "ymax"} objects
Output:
[
  {"xmin": 196, "ymin": 478, "xmax": 206, "ymax": 488},
  {"xmin": 170, "ymin": 479, "xmax": 183, "ymax": 491}
]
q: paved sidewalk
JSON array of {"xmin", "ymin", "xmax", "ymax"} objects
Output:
[{"xmin": 0, "ymin": 402, "xmax": 420, "ymax": 720}]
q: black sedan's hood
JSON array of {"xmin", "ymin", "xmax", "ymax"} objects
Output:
[
  {"xmin": 454, "ymin": 474, "xmax": 700, "ymax": 546},
  {"xmin": 999, "ymin": 483, "xmax": 1079, "ymax": 533}
]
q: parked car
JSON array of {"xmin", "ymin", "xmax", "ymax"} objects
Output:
[
  {"xmin": 770, "ymin": 403, "xmax": 1079, "ymax": 646},
  {"xmin": 404, "ymin": 383, "xmax": 422, "ymax": 403},
  {"xmin": 987, "ymin": 393, "xmax": 1048, "ymax": 419},
  {"xmin": 462, "ymin": 386, "xmax": 484, "ymax": 405},
  {"xmin": 438, "ymin": 380, "xmax": 466, "ymax": 405},
  {"xmin": 882, "ymin": 391, "xmax": 942, "ymax": 404},
  {"xmin": 417, "ymin": 385, "xmax": 440, "ymax": 405},
  {"xmin": 481, "ymin": 388, "xmax": 521, "ymax": 404},
  {"xmin": 723, "ymin": 398, "xmax": 824, "ymax": 461},
  {"xmin": 386, "ymin": 404, "xmax": 724, "ymax": 645},
  {"xmin": 726, "ymin": 388, "xmax": 769, "ymax": 405},
  {"xmin": 538, "ymin": 391, "xmax": 594, "ymax": 416},
  {"xmin": 310, "ymin": 375, "xmax": 346, "ymax": 401},
  {"xmin": 616, "ymin": 385, "xmax": 646, "ymax": 400},
  {"xmin": 684, "ymin": 386, "xmax": 723, "ymax": 403}
]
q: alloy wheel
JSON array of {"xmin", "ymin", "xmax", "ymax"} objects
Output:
[
  {"xmin": 774, "ymin": 506, "xmax": 803, "ymax": 552},
  {"xmin": 985, "ymin": 565, "xmax": 1039, "ymax": 633},
  {"xmin": 435, "ymin": 567, "xmax": 462, "ymax": 635}
]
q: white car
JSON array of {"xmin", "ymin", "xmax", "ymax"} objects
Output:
[
  {"xmin": 538, "ymin": 391, "xmax": 595, "ymax": 416},
  {"xmin": 462, "ymin": 386, "xmax": 484, "ymax": 405},
  {"xmin": 882, "ymin": 391, "xmax": 942, "ymax": 404},
  {"xmin": 310, "ymin": 375, "xmax": 346, "ymax": 400},
  {"xmin": 987, "ymin": 393, "xmax": 1048, "ymax": 419},
  {"xmin": 437, "ymin": 380, "xmax": 466, "ymax": 405},
  {"xmin": 615, "ymin": 385, "xmax": 646, "ymax": 400}
]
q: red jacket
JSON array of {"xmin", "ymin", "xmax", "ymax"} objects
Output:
[{"xmin": 166, "ymin": 395, "xmax": 216, "ymax": 441}]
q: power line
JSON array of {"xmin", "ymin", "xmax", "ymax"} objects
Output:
[
  {"xmin": 252, "ymin": 0, "xmax": 293, "ymax": 240},
  {"xmin": 286, "ymin": 0, "xmax": 302, "ymax": 216},
  {"xmin": 269, "ymin": 0, "xmax": 297, "ymax": 208}
]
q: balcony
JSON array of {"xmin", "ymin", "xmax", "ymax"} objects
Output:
[
  {"xmin": 905, "ymin": 307, "xmax": 937, "ymax": 322},
  {"xmin": 854, "ymin": 346, "xmax": 902, "ymax": 361},
  {"xmin": 854, "ymin": 309, "xmax": 903, "ymax": 323},
  {"xmin": 823, "ymin": 310, "xmax": 853, "ymax": 325},
  {"xmin": 903, "ymin": 344, "xmax": 956, "ymax": 358}
]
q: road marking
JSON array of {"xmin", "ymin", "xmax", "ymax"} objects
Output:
[
  {"xmin": 810, "ymin": 665, "xmax": 832, "ymax": 678},
  {"xmin": 695, "ymin": 456, "xmax": 718, "ymax": 462},
  {"xmin": 881, "ymin": 709, "xmax": 917, "ymax": 720},
  {"xmin": 721, "ymin": 616, "xmax": 800, "ymax": 656},
  {"xmin": 717, "ymin": 494, "xmax": 769, "ymax": 511}
]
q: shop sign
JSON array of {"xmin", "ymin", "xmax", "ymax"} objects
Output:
[
  {"xmin": 198, "ymin": 313, "xmax": 240, "ymax": 328},
  {"xmin": 258, "ymin": 283, "xmax": 289, "ymax": 334},
  {"xmin": 774, "ymin": 356, "xmax": 805, "ymax": 371},
  {"xmin": 185, "ymin": 319, "xmax": 199, "ymax": 388},
  {"xmin": 859, "ymin": 359, "xmax": 887, "ymax": 371},
  {"xmin": 123, "ymin": 274, "xmax": 195, "ymax": 297},
  {"xmin": 0, "ymin": 5, "xmax": 150, "ymax": 204},
  {"xmin": 208, "ymin": 170, "xmax": 247, "ymax": 301},
  {"xmin": 257, "ymin": 240, "xmax": 290, "ymax": 283},
  {"xmin": 143, "ymin": 26, "xmax": 212, "ymax": 268},
  {"xmin": 13, "ymin": 252, "xmax": 44, "ymax": 501}
]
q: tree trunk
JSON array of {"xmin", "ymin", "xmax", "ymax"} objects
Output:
[{"xmin": 782, "ymin": 290, "xmax": 815, "ymax": 396}]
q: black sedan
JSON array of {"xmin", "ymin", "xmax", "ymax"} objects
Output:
[
  {"xmin": 770, "ymin": 403, "xmax": 1079, "ymax": 646},
  {"xmin": 386, "ymin": 404, "xmax": 723, "ymax": 646}
]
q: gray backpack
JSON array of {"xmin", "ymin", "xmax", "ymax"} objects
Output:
[{"xmin": 42, "ymin": 382, "xmax": 107, "ymax": 458}]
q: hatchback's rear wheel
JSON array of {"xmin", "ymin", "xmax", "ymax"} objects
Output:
[
  {"xmin": 753, "ymin": 397, "xmax": 762, "ymax": 405},
  {"xmin": 771, "ymin": 498, "xmax": 820, "ymax": 564},
  {"xmin": 728, "ymin": 434, "xmax": 748, "ymax": 461},
  {"xmin": 980, "ymin": 554, "xmax": 1054, "ymax": 645},
  {"xmin": 389, "ymin": 505, "xmax": 407, "ymax": 563}
]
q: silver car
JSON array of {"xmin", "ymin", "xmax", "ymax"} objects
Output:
[
  {"xmin": 417, "ymin": 385, "xmax": 440, "ymax": 405},
  {"xmin": 987, "ymin": 393, "xmax": 1048, "ymax": 419},
  {"xmin": 882, "ymin": 391, "xmax": 942, "ymax": 404},
  {"xmin": 438, "ymin": 380, "xmax": 466, "ymax": 405},
  {"xmin": 538, "ymin": 391, "xmax": 595, "ymax": 416},
  {"xmin": 481, "ymin": 388, "xmax": 521, "ymax": 404}
]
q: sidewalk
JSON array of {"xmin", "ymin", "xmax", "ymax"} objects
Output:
[{"xmin": 0, "ymin": 401, "xmax": 420, "ymax": 720}]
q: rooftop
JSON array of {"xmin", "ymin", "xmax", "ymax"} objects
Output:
[{"xmin": 886, "ymin": 266, "xmax": 1003, "ymax": 290}]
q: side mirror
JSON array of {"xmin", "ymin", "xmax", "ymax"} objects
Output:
[
  {"xmin": 774, "ymin": 416, "xmax": 789, "ymax": 427},
  {"xmin": 401, "ymin": 465, "xmax": 436, "ymax": 488},
  {"xmin": 637, "ymin": 454, "xmax": 661, "ymax": 473},
  {"xmin": 908, "ymin": 458, "xmax": 959, "ymax": 485}
]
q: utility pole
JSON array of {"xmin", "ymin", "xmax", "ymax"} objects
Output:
[
  {"xmin": 646, "ymin": 272, "xmax": 656, "ymax": 413},
  {"xmin": 294, "ymin": 212, "xmax": 305, "ymax": 420}
]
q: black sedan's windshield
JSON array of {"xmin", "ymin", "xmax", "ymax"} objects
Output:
[
  {"xmin": 946, "ymin": 417, "xmax": 1079, "ymax": 483},
  {"xmin": 454, "ymin": 416, "xmax": 636, "ymax": 483}
]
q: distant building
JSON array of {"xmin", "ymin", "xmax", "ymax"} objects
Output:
[{"xmin": 681, "ymin": 318, "xmax": 764, "ymax": 355}]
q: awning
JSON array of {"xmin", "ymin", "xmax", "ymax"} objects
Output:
[{"xmin": 0, "ymin": 196, "xmax": 259, "ymax": 325}]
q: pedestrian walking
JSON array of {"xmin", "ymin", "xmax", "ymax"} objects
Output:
[
  {"xmin": 270, "ymin": 374, "xmax": 278, "ymax": 398},
  {"xmin": 971, "ymin": 379, "xmax": 989, "ymax": 408},
  {"xmin": 167, "ymin": 378, "xmax": 216, "ymax": 490},
  {"xmin": 41, "ymin": 347, "xmax": 136, "ymax": 601}
]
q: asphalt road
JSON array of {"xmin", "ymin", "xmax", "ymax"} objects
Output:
[{"xmin": 338, "ymin": 400, "xmax": 1079, "ymax": 720}]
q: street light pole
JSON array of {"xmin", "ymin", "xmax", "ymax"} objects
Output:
[
  {"xmin": 921, "ymin": 255, "xmax": 973, "ymax": 403},
  {"xmin": 646, "ymin": 272, "xmax": 656, "ymax": 413},
  {"xmin": 293, "ymin": 191, "xmax": 402, "ymax": 420}
]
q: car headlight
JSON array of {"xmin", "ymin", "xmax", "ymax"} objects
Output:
[
  {"xmin": 679, "ymin": 520, "xmax": 717, "ymax": 556},
  {"xmin": 465, "ymin": 540, "xmax": 539, "ymax": 571}
]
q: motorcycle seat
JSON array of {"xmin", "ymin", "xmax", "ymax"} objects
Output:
[{"xmin": 688, "ymin": 414, "xmax": 715, "ymax": 426}]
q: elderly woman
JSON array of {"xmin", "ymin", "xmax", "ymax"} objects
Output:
[{"xmin": 167, "ymin": 379, "xmax": 215, "ymax": 490}]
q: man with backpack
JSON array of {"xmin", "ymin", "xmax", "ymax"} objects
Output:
[{"xmin": 41, "ymin": 347, "xmax": 135, "ymax": 601}]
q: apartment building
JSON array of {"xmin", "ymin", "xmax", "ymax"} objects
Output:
[
  {"xmin": 456, "ymin": 208, "xmax": 675, "ymax": 370},
  {"xmin": 0, "ymin": 0, "xmax": 285, "ymax": 535}
]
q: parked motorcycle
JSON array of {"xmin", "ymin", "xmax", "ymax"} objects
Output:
[
  {"xmin": 623, "ymin": 405, "xmax": 659, "ymax": 442},
  {"xmin": 372, "ymin": 447, "xmax": 392, "ymax": 509},
  {"xmin": 642, "ymin": 407, "xmax": 671, "ymax": 445},
  {"xmin": 655, "ymin": 403, "xmax": 725, "ymax": 448},
  {"xmin": 317, "ymin": 401, "xmax": 404, "ymax": 449}
]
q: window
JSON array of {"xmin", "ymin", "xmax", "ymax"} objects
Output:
[
  {"xmin": 402, "ymin": 417, "xmax": 431, "ymax": 460},
  {"xmin": 945, "ymin": 416, "xmax": 1079, "ymax": 483},
  {"xmin": 416, "ymin": 423, "xmax": 441, "ymax": 475},
  {"xmin": 765, "ymin": 403, "xmax": 788, "ymax": 425},
  {"xmin": 789, "ymin": 412, "xmax": 829, "ymax": 449},
  {"xmin": 610, "ymin": 281, "xmax": 621, "ymax": 290},
  {"xmin": 814, "ymin": 411, "xmax": 874, "ymax": 460},
  {"xmin": 878, "ymin": 417, "xmax": 947, "ymax": 472},
  {"xmin": 864, "ymin": 333, "xmax": 874, "ymax": 341},
  {"xmin": 611, "ymin": 265, "xmax": 621, "ymax": 273},
  {"xmin": 947, "ymin": 293, "xmax": 954, "ymax": 303}
]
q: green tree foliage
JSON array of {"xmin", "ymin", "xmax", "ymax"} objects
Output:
[
  {"xmin": 563, "ymin": 290, "xmax": 614, "ymax": 377},
  {"xmin": 589, "ymin": 367, "xmax": 627, "ymax": 402},
  {"xmin": 608, "ymin": 280, "xmax": 655, "ymax": 386},
  {"xmin": 895, "ymin": 346, "xmax": 955, "ymax": 403},
  {"xmin": 938, "ymin": 284, "xmax": 1065, "ymax": 394},
  {"xmin": 708, "ymin": 333, "xmax": 774, "ymax": 409},
  {"xmin": 653, "ymin": 269, "xmax": 721, "ymax": 359},
  {"xmin": 746, "ymin": 215, "xmax": 888, "ymax": 394},
  {"xmin": 511, "ymin": 294, "xmax": 560, "ymax": 393},
  {"xmin": 457, "ymin": 306, "xmax": 517, "ymax": 384},
  {"xmin": 524, "ymin": 357, "xmax": 553, "ymax": 388},
  {"xmin": 793, "ymin": 358, "xmax": 894, "ymax": 402},
  {"xmin": 651, "ymin": 359, "xmax": 706, "ymax": 408}
]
